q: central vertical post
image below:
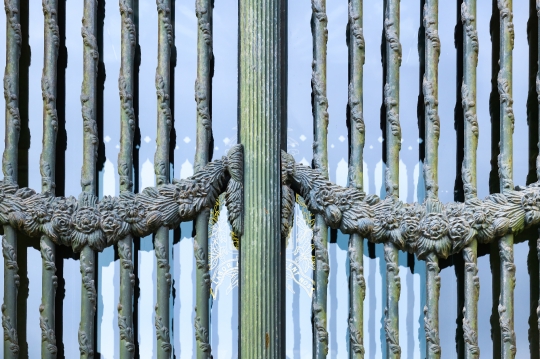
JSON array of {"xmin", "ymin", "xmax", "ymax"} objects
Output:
[{"xmin": 238, "ymin": 0, "xmax": 287, "ymax": 357}]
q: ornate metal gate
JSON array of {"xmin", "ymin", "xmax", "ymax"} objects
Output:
[{"xmin": 2, "ymin": 0, "xmax": 540, "ymax": 358}]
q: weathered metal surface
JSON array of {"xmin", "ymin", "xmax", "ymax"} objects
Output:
[
  {"xmin": 238, "ymin": 0, "xmax": 286, "ymax": 356},
  {"xmin": 422, "ymin": 0, "xmax": 441, "ymax": 357},
  {"xmin": 383, "ymin": 0, "xmax": 402, "ymax": 356},
  {"xmin": 2, "ymin": 0, "xmax": 21, "ymax": 357},
  {"xmin": 461, "ymin": 0, "xmax": 480, "ymax": 358},
  {"xmin": 311, "ymin": 0, "xmax": 330, "ymax": 357},
  {"xmin": 79, "ymin": 0, "xmax": 100, "ymax": 355},
  {"xmin": 40, "ymin": 0, "xmax": 60, "ymax": 357},
  {"xmin": 347, "ymin": 0, "xmax": 365, "ymax": 357},
  {"xmin": 117, "ymin": 0, "xmax": 137, "ymax": 357},
  {"xmin": 497, "ymin": 0, "xmax": 516, "ymax": 357},
  {"xmin": 154, "ymin": 0, "xmax": 173, "ymax": 356},
  {"xmin": 194, "ymin": 0, "xmax": 213, "ymax": 357}
]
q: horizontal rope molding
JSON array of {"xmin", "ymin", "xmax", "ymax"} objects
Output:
[
  {"xmin": 282, "ymin": 151, "xmax": 540, "ymax": 260},
  {"xmin": 0, "ymin": 145, "xmax": 243, "ymax": 253}
]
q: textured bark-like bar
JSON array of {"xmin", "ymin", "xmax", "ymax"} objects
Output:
[
  {"xmin": 461, "ymin": 0, "xmax": 480, "ymax": 357},
  {"xmin": 238, "ymin": 0, "xmax": 286, "ymax": 356},
  {"xmin": 383, "ymin": 0, "xmax": 402, "ymax": 357},
  {"xmin": 40, "ymin": 0, "xmax": 60, "ymax": 357},
  {"xmin": 79, "ymin": 0, "xmax": 99, "ymax": 357},
  {"xmin": 118, "ymin": 0, "xmax": 137, "ymax": 357},
  {"xmin": 423, "ymin": 1, "xmax": 441, "ymax": 358},
  {"xmin": 311, "ymin": 0, "xmax": 330, "ymax": 357},
  {"xmin": 497, "ymin": 0, "xmax": 516, "ymax": 358},
  {"xmin": 2, "ymin": 1, "xmax": 21, "ymax": 358},
  {"xmin": 194, "ymin": 0, "xmax": 213, "ymax": 357},
  {"xmin": 347, "ymin": 0, "xmax": 365, "ymax": 357},
  {"xmin": 154, "ymin": 0, "xmax": 173, "ymax": 357},
  {"xmin": 537, "ymin": 2, "xmax": 540, "ymax": 355}
]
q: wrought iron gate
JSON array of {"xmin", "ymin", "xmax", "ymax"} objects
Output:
[{"xmin": 2, "ymin": 0, "xmax": 540, "ymax": 358}]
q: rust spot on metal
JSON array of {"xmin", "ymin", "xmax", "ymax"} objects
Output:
[{"xmin": 265, "ymin": 332, "xmax": 270, "ymax": 349}]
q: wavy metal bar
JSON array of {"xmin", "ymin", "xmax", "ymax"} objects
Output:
[
  {"xmin": 117, "ymin": 0, "xmax": 137, "ymax": 357},
  {"xmin": 79, "ymin": 0, "xmax": 100, "ymax": 356},
  {"xmin": 40, "ymin": 0, "xmax": 60, "ymax": 357},
  {"xmin": 311, "ymin": 0, "xmax": 330, "ymax": 357},
  {"xmin": 460, "ymin": 0, "xmax": 480, "ymax": 358},
  {"xmin": 154, "ymin": 1, "xmax": 173, "ymax": 355},
  {"xmin": 193, "ymin": 0, "xmax": 213, "ymax": 357},
  {"xmin": 383, "ymin": 0, "xmax": 402, "ymax": 356},
  {"xmin": 347, "ymin": 0, "xmax": 365, "ymax": 357},
  {"xmin": 422, "ymin": 0, "xmax": 441, "ymax": 357},
  {"xmin": 497, "ymin": 0, "xmax": 516, "ymax": 357},
  {"xmin": 2, "ymin": 0, "xmax": 21, "ymax": 357}
]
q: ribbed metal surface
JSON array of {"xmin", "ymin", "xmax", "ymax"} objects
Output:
[
  {"xmin": 347, "ymin": 0, "xmax": 365, "ymax": 357},
  {"xmin": 461, "ymin": 0, "xmax": 480, "ymax": 358},
  {"xmin": 40, "ymin": 0, "xmax": 60, "ymax": 357},
  {"xmin": 154, "ymin": 0, "xmax": 173, "ymax": 357},
  {"xmin": 238, "ymin": 0, "xmax": 286, "ymax": 356},
  {"xmin": 194, "ymin": 0, "xmax": 213, "ymax": 357},
  {"xmin": 118, "ymin": 0, "xmax": 137, "ymax": 357}
]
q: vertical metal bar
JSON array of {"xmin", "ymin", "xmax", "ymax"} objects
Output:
[
  {"xmin": 2, "ymin": 0, "xmax": 21, "ymax": 358},
  {"xmin": 118, "ymin": 0, "xmax": 137, "ymax": 357},
  {"xmin": 79, "ymin": 0, "xmax": 99, "ymax": 357},
  {"xmin": 311, "ymin": 0, "xmax": 329, "ymax": 357},
  {"xmin": 383, "ymin": 0, "xmax": 402, "ymax": 356},
  {"xmin": 497, "ymin": 0, "xmax": 516, "ymax": 358},
  {"xmin": 461, "ymin": 0, "xmax": 480, "ymax": 358},
  {"xmin": 238, "ymin": 0, "xmax": 286, "ymax": 356},
  {"xmin": 423, "ymin": 0, "xmax": 441, "ymax": 358},
  {"xmin": 155, "ymin": 0, "xmax": 173, "ymax": 357},
  {"xmin": 537, "ymin": 2, "xmax": 540, "ymax": 355},
  {"xmin": 347, "ymin": 0, "xmax": 365, "ymax": 357},
  {"xmin": 41, "ymin": 0, "xmax": 60, "ymax": 357},
  {"xmin": 194, "ymin": 0, "xmax": 213, "ymax": 358}
]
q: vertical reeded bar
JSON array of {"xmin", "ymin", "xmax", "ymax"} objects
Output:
[
  {"xmin": 41, "ymin": 0, "xmax": 60, "ymax": 357},
  {"xmin": 194, "ymin": 0, "xmax": 213, "ymax": 357},
  {"xmin": 383, "ymin": 0, "xmax": 402, "ymax": 357},
  {"xmin": 423, "ymin": 1, "xmax": 442, "ymax": 358},
  {"xmin": 461, "ymin": 0, "xmax": 480, "ymax": 358},
  {"xmin": 2, "ymin": 1, "xmax": 22, "ymax": 358},
  {"xmin": 497, "ymin": 0, "xmax": 516, "ymax": 358},
  {"xmin": 537, "ymin": 2, "xmax": 540, "ymax": 355},
  {"xmin": 79, "ymin": 0, "xmax": 99, "ymax": 357},
  {"xmin": 155, "ymin": 0, "xmax": 173, "ymax": 357},
  {"xmin": 347, "ymin": 0, "xmax": 365, "ymax": 357},
  {"xmin": 238, "ymin": 0, "xmax": 286, "ymax": 357},
  {"xmin": 118, "ymin": 0, "xmax": 137, "ymax": 357},
  {"xmin": 311, "ymin": 0, "xmax": 329, "ymax": 357}
]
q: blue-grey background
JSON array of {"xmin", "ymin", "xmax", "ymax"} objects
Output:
[{"xmin": 0, "ymin": 0, "xmax": 535, "ymax": 357}]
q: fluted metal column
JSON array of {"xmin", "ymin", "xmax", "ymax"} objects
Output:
[
  {"xmin": 347, "ymin": 0, "xmax": 366, "ymax": 357},
  {"xmin": 238, "ymin": 0, "xmax": 287, "ymax": 357},
  {"xmin": 497, "ymin": 0, "xmax": 516, "ymax": 358},
  {"xmin": 40, "ymin": 0, "xmax": 60, "ymax": 357},
  {"xmin": 2, "ymin": 1, "xmax": 22, "ymax": 357},
  {"xmin": 117, "ymin": 0, "xmax": 137, "ymax": 357},
  {"xmin": 461, "ymin": 0, "xmax": 480, "ymax": 358}
]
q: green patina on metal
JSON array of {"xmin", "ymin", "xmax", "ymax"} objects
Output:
[
  {"xmin": 347, "ymin": 0, "xmax": 365, "ymax": 357},
  {"xmin": 40, "ymin": 0, "xmax": 60, "ymax": 357},
  {"xmin": 194, "ymin": 0, "xmax": 214, "ymax": 357},
  {"xmin": 117, "ymin": 0, "xmax": 137, "ymax": 357}
]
